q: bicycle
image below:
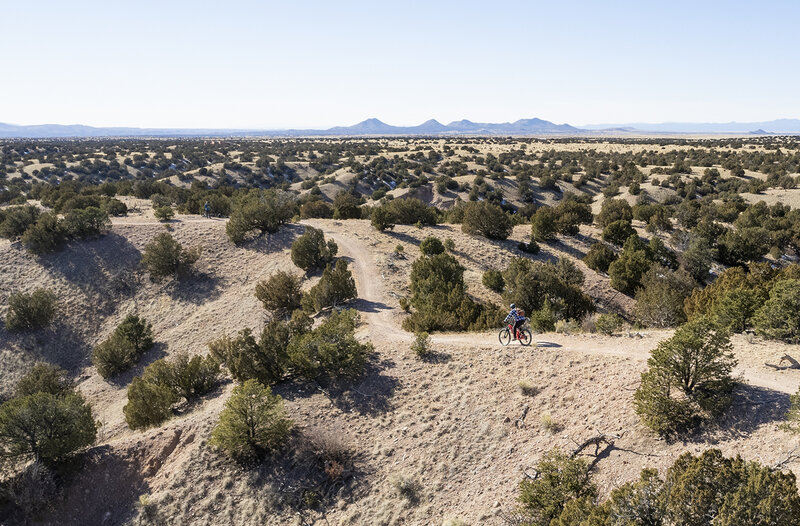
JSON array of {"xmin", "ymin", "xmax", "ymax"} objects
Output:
[{"xmin": 499, "ymin": 320, "xmax": 532, "ymax": 346}]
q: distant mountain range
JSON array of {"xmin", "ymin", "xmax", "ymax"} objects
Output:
[
  {"xmin": 0, "ymin": 117, "xmax": 799, "ymax": 138},
  {"xmin": 580, "ymin": 119, "xmax": 800, "ymax": 134}
]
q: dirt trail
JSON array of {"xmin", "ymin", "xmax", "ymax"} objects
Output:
[{"xmin": 305, "ymin": 221, "xmax": 800, "ymax": 396}]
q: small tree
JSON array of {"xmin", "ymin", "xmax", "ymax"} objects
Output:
[
  {"xmin": 5, "ymin": 289, "xmax": 56, "ymax": 332},
  {"xmin": 141, "ymin": 232, "xmax": 201, "ymax": 280},
  {"xmin": 210, "ymin": 379, "xmax": 293, "ymax": 460},
  {"xmin": 602, "ymin": 219, "xmax": 636, "ymax": 246},
  {"xmin": 595, "ymin": 313, "xmax": 623, "ymax": 335},
  {"xmin": 370, "ymin": 206, "xmax": 394, "ymax": 231},
  {"xmin": 153, "ymin": 206, "xmax": 174, "ymax": 222},
  {"xmin": 635, "ymin": 265, "xmax": 696, "ymax": 328},
  {"xmin": 531, "ymin": 207, "xmax": 558, "ymax": 242},
  {"xmin": 332, "ymin": 192, "xmax": 362, "ymax": 220},
  {"xmin": 0, "ymin": 392, "xmax": 96, "ymax": 464},
  {"xmin": 419, "ymin": 236, "xmax": 445, "ymax": 256},
  {"xmin": 634, "ymin": 317, "xmax": 736, "ymax": 435},
  {"xmin": 515, "ymin": 449, "xmax": 596, "ymax": 525},
  {"xmin": 752, "ymin": 279, "xmax": 800, "ymax": 342},
  {"xmin": 303, "ymin": 260, "xmax": 356, "ymax": 312},
  {"xmin": 461, "ymin": 201, "xmax": 512, "ymax": 240},
  {"xmin": 254, "ymin": 270, "xmax": 302, "ymax": 318},
  {"xmin": 15, "ymin": 363, "xmax": 73, "ymax": 398},
  {"xmin": 583, "ymin": 242, "xmax": 617, "ymax": 274},
  {"xmin": 596, "ymin": 198, "xmax": 633, "ymax": 228},
  {"xmin": 410, "ymin": 332, "xmax": 432, "ymax": 359},
  {"xmin": 287, "ymin": 309, "xmax": 372, "ymax": 380},
  {"xmin": 21, "ymin": 213, "xmax": 66, "ymax": 255},
  {"xmin": 92, "ymin": 315, "xmax": 154, "ymax": 379},
  {"xmin": 482, "ymin": 269, "xmax": 505, "ymax": 292},
  {"xmin": 210, "ymin": 322, "xmax": 292, "ymax": 385},
  {"xmin": 62, "ymin": 207, "xmax": 111, "ymax": 238},
  {"xmin": 291, "ymin": 226, "xmax": 337, "ymax": 272},
  {"xmin": 608, "ymin": 236, "xmax": 652, "ymax": 295},
  {"xmin": 123, "ymin": 377, "xmax": 177, "ymax": 430}
]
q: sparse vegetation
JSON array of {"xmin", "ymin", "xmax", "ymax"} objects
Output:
[
  {"xmin": 92, "ymin": 314, "xmax": 154, "ymax": 378},
  {"xmin": 5, "ymin": 288, "xmax": 56, "ymax": 332},
  {"xmin": 141, "ymin": 232, "xmax": 201, "ymax": 280},
  {"xmin": 410, "ymin": 332, "xmax": 432, "ymax": 359},
  {"xmin": 291, "ymin": 226, "xmax": 337, "ymax": 272},
  {"xmin": 254, "ymin": 270, "xmax": 303, "ymax": 319}
]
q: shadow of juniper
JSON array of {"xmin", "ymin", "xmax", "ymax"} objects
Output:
[{"xmin": 165, "ymin": 270, "xmax": 222, "ymax": 305}]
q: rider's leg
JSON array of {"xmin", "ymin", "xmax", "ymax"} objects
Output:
[{"xmin": 513, "ymin": 319, "xmax": 523, "ymax": 340}]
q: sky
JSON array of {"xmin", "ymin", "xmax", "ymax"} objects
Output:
[{"xmin": 1, "ymin": 0, "xmax": 799, "ymax": 129}]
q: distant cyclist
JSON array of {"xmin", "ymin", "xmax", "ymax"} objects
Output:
[
  {"xmin": 203, "ymin": 201, "xmax": 211, "ymax": 218},
  {"xmin": 504, "ymin": 303, "xmax": 526, "ymax": 340}
]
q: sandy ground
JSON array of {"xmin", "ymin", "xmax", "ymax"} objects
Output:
[{"xmin": 2, "ymin": 215, "xmax": 800, "ymax": 525}]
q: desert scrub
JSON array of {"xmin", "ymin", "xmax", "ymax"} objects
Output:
[
  {"xmin": 390, "ymin": 474, "xmax": 422, "ymax": 504},
  {"xmin": 482, "ymin": 269, "xmax": 505, "ymax": 292},
  {"xmin": 141, "ymin": 232, "xmax": 201, "ymax": 280},
  {"xmin": 410, "ymin": 332, "xmax": 432, "ymax": 359},
  {"xmin": 518, "ymin": 380, "xmax": 538, "ymax": 397},
  {"xmin": 555, "ymin": 319, "xmax": 580, "ymax": 334},
  {"xmin": 540, "ymin": 413, "xmax": 562, "ymax": 433},
  {"xmin": 5, "ymin": 288, "xmax": 56, "ymax": 332},
  {"xmin": 210, "ymin": 379, "xmax": 293, "ymax": 460},
  {"xmin": 92, "ymin": 315, "xmax": 154, "ymax": 379},
  {"xmin": 595, "ymin": 313, "xmax": 623, "ymax": 335}
]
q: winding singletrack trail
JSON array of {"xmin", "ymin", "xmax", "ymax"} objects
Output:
[{"xmin": 115, "ymin": 216, "xmax": 800, "ymax": 396}]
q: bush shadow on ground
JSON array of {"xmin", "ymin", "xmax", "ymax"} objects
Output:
[
  {"xmin": 681, "ymin": 383, "xmax": 791, "ymax": 444},
  {"xmin": 0, "ymin": 320, "xmax": 92, "ymax": 373},
  {"xmin": 41, "ymin": 445, "xmax": 150, "ymax": 526},
  {"xmin": 276, "ymin": 356, "xmax": 398, "ymax": 417},
  {"xmin": 42, "ymin": 233, "xmax": 142, "ymax": 315},
  {"xmin": 166, "ymin": 270, "xmax": 223, "ymax": 305},
  {"xmin": 241, "ymin": 223, "xmax": 305, "ymax": 254}
]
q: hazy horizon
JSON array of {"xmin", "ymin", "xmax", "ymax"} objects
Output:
[{"xmin": 3, "ymin": 1, "xmax": 799, "ymax": 129}]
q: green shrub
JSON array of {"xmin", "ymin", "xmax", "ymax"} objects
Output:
[
  {"xmin": 634, "ymin": 265, "xmax": 696, "ymax": 328},
  {"xmin": 786, "ymin": 387, "xmax": 800, "ymax": 434},
  {"xmin": 554, "ymin": 256, "xmax": 584, "ymax": 287},
  {"xmin": 5, "ymin": 289, "xmax": 56, "ymax": 332},
  {"xmin": 634, "ymin": 317, "xmax": 736, "ymax": 435},
  {"xmin": 583, "ymin": 242, "xmax": 617, "ymax": 274},
  {"xmin": 502, "ymin": 258, "xmax": 594, "ymax": 322},
  {"xmin": 21, "ymin": 212, "xmax": 66, "ymax": 255},
  {"xmin": 123, "ymin": 377, "xmax": 177, "ymax": 430},
  {"xmin": 15, "ymin": 363, "xmax": 73, "ymax": 398},
  {"xmin": 482, "ymin": 269, "xmax": 505, "ymax": 292},
  {"xmin": 516, "ymin": 449, "xmax": 596, "ymax": 525},
  {"xmin": 210, "ymin": 321, "xmax": 293, "ymax": 385},
  {"xmin": 596, "ymin": 198, "xmax": 633, "ymax": 228},
  {"xmin": 381, "ymin": 197, "xmax": 437, "ymax": 226},
  {"xmin": 303, "ymin": 260, "xmax": 357, "ymax": 312},
  {"xmin": 419, "ymin": 236, "xmax": 445, "ymax": 256},
  {"xmin": 717, "ymin": 227, "xmax": 771, "ymax": 267},
  {"xmin": 254, "ymin": 270, "xmax": 302, "ymax": 318},
  {"xmin": 225, "ymin": 190, "xmax": 296, "ymax": 244},
  {"xmin": 0, "ymin": 392, "xmax": 97, "ymax": 464},
  {"xmin": 102, "ymin": 198, "xmax": 128, "ymax": 216},
  {"xmin": 299, "ymin": 200, "xmax": 333, "ymax": 219},
  {"xmin": 291, "ymin": 226, "xmax": 337, "ymax": 272},
  {"xmin": 0, "ymin": 205, "xmax": 39, "ymax": 239},
  {"xmin": 681, "ymin": 236, "xmax": 714, "ymax": 282},
  {"xmin": 210, "ymin": 380, "xmax": 293, "ymax": 460},
  {"xmin": 529, "ymin": 301, "xmax": 556, "ymax": 332},
  {"xmin": 595, "ymin": 313, "xmax": 623, "ymax": 335},
  {"xmin": 153, "ymin": 206, "xmax": 174, "ymax": 222},
  {"xmin": 124, "ymin": 352, "xmax": 220, "ymax": 430},
  {"xmin": 141, "ymin": 232, "xmax": 201, "ymax": 280},
  {"xmin": 443, "ymin": 238, "xmax": 455, "ymax": 251},
  {"xmin": 92, "ymin": 315, "xmax": 154, "ymax": 379},
  {"xmin": 410, "ymin": 332, "xmax": 432, "ymax": 359},
  {"xmin": 712, "ymin": 288, "xmax": 761, "ymax": 332},
  {"xmin": 531, "ymin": 206, "xmax": 558, "ymax": 242},
  {"xmin": 601, "ymin": 219, "xmax": 635, "ymax": 246},
  {"xmin": 62, "ymin": 206, "xmax": 111, "ymax": 238},
  {"xmin": 752, "ymin": 279, "xmax": 800, "ymax": 342},
  {"xmin": 370, "ymin": 206, "xmax": 394, "ymax": 231},
  {"xmin": 288, "ymin": 309, "xmax": 372, "ymax": 381},
  {"xmin": 332, "ymin": 192, "xmax": 362, "ymax": 220},
  {"xmin": 608, "ymin": 236, "xmax": 652, "ymax": 295},
  {"xmin": 461, "ymin": 201, "xmax": 512, "ymax": 240}
]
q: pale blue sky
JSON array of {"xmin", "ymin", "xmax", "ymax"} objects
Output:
[{"xmin": 1, "ymin": 0, "xmax": 798, "ymax": 128}]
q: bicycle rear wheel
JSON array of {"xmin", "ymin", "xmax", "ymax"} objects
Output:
[
  {"xmin": 519, "ymin": 329, "xmax": 533, "ymax": 346},
  {"xmin": 498, "ymin": 328, "xmax": 511, "ymax": 346}
]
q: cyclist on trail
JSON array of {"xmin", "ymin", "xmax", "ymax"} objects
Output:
[
  {"xmin": 504, "ymin": 303, "xmax": 526, "ymax": 341},
  {"xmin": 203, "ymin": 201, "xmax": 211, "ymax": 218}
]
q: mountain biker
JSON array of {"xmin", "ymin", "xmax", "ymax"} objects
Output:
[
  {"xmin": 203, "ymin": 201, "xmax": 211, "ymax": 218},
  {"xmin": 504, "ymin": 303, "xmax": 526, "ymax": 340}
]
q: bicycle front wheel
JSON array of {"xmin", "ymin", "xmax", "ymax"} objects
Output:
[
  {"xmin": 498, "ymin": 328, "xmax": 511, "ymax": 346},
  {"xmin": 519, "ymin": 329, "xmax": 533, "ymax": 346}
]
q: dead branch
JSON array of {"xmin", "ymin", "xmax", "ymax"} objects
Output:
[
  {"xmin": 773, "ymin": 447, "xmax": 800, "ymax": 470},
  {"xmin": 765, "ymin": 354, "xmax": 800, "ymax": 370},
  {"xmin": 515, "ymin": 406, "xmax": 530, "ymax": 428}
]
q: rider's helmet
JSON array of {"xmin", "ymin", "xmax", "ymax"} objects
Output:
[{"xmin": 510, "ymin": 303, "xmax": 516, "ymax": 309}]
